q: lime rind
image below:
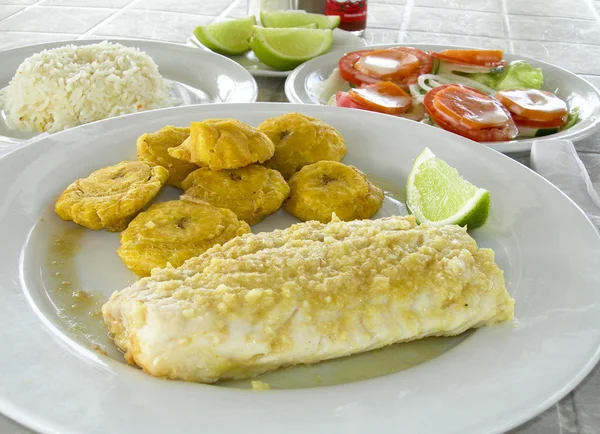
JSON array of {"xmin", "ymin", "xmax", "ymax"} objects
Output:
[
  {"xmin": 406, "ymin": 148, "xmax": 490, "ymax": 229},
  {"xmin": 260, "ymin": 10, "xmax": 340, "ymax": 29},
  {"xmin": 249, "ymin": 26, "xmax": 333, "ymax": 71},
  {"xmin": 194, "ymin": 16, "xmax": 256, "ymax": 56}
]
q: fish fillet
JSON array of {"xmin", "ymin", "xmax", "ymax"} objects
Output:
[{"xmin": 102, "ymin": 215, "xmax": 514, "ymax": 383}]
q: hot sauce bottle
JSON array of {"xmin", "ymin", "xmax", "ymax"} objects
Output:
[{"xmin": 325, "ymin": 0, "xmax": 367, "ymax": 36}]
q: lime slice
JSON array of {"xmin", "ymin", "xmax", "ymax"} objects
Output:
[
  {"xmin": 406, "ymin": 148, "xmax": 490, "ymax": 229},
  {"xmin": 260, "ymin": 10, "xmax": 340, "ymax": 29},
  {"xmin": 193, "ymin": 16, "xmax": 256, "ymax": 56},
  {"xmin": 249, "ymin": 26, "xmax": 333, "ymax": 71}
]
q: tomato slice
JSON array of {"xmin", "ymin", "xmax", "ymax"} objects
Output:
[
  {"xmin": 348, "ymin": 82, "xmax": 413, "ymax": 115},
  {"xmin": 390, "ymin": 47, "xmax": 433, "ymax": 84},
  {"xmin": 496, "ymin": 89, "xmax": 568, "ymax": 122},
  {"xmin": 512, "ymin": 113, "xmax": 567, "ymax": 129},
  {"xmin": 338, "ymin": 47, "xmax": 432, "ymax": 88},
  {"xmin": 424, "ymin": 84, "xmax": 517, "ymax": 142},
  {"xmin": 432, "ymin": 49, "xmax": 506, "ymax": 68},
  {"xmin": 336, "ymin": 90, "xmax": 424, "ymax": 120},
  {"xmin": 432, "ymin": 85, "xmax": 510, "ymax": 129},
  {"xmin": 354, "ymin": 49, "xmax": 420, "ymax": 80},
  {"xmin": 336, "ymin": 91, "xmax": 371, "ymax": 110}
]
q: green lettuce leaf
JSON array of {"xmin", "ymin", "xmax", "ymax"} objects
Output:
[
  {"xmin": 467, "ymin": 60, "xmax": 544, "ymax": 91},
  {"xmin": 560, "ymin": 106, "xmax": 580, "ymax": 131}
]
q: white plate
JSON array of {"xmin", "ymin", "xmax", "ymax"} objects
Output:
[
  {"xmin": 285, "ymin": 43, "xmax": 600, "ymax": 153},
  {"xmin": 1, "ymin": 103, "xmax": 600, "ymax": 434},
  {"xmin": 186, "ymin": 28, "xmax": 366, "ymax": 78},
  {"xmin": 0, "ymin": 38, "xmax": 258, "ymax": 142}
]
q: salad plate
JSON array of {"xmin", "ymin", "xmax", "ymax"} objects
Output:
[
  {"xmin": 186, "ymin": 28, "xmax": 366, "ymax": 78},
  {"xmin": 1, "ymin": 103, "xmax": 600, "ymax": 434},
  {"xmin": 0, "ymin": 38, "xmax": 258, "ymax": 143},
  {"xmin": 285, "ymin": 43, "xmax": 600, "ymax": 153}
]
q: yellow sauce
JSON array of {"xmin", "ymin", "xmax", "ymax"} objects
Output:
[{"xmin": 46, "ymin": 225, "xmax": 108, "ymax": 355}]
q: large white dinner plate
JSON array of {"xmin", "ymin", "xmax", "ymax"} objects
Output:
[
  {"xmin": 285, "ymin": 43, "xmax": 600, "ymax": 154},
  {"xmin": 186, "ymin": 28, "xmax": 366, "ymax": 78},
  {"xmin": 0, "ymin": 38, "xmax": 258, "ymax": 142},
  {"xmin": 1, "ymin": 103, "xmax": 600, "ymax": 434}
]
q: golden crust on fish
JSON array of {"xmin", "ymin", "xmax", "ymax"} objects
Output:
[
  {"xmin": 181, "ymin": 165, "xmax": 290, "ymax": 225},
  {"xmin": 117, "ymin": 199, "xmax": 250, "ymax": 276},
  {"xmin": 168, "ymin": 119, "xmax": 274, "ymax": 170},
  {"xmin": 55, "ymin": 161, "xmax": 168, "ymax": 232},
  {"xmin": 284, "ymin": 161, "xmax": 383, "ymax": 223},
  {"xmin": 103, "ymin": 215, "xmax": 514, "ymax": 383},
  {"xmin": 258, "ymin": 112, "xmax": 347, "ymax": 179},
  {"xmin": 136, "ymin": 125, "xmax": 198, "ymax": 189}
]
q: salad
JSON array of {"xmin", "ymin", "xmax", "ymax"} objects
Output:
[{"xmin": 317, "ymin": 47, "xmax": 579, "ymax": 142}]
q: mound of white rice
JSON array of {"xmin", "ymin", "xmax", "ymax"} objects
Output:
[{"xmin": 0, "ymin": 41, "xmax": 174, "ymax": 133}]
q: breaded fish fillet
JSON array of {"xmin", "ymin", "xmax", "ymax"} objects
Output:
[{"xmin": 102, "ymin": 215, "xmax": 514, "ymax": 383}]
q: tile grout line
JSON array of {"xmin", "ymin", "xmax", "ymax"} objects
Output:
[
  {"xmin": 390, "ymin": 28, "xmax": 600, "ymax": 49},
  {"xmin": 0, "ymin": 0, "xmax": 43, "ymax": 27},
  {"xmin": 396, "ymin": 0, "xmax": 414, "ymax": 43},
  {"xmin": 586, "ymin": 0, "xmax": 600, "ymax": 22},
  {"xmin": 77, "ymin": 0, "xmax": 148, "ymax": 39},
  {"xmin": 499, "ymin": 0, "xmax": 513, "ymax": 53},
  {"xmin": 214, "ymin": 0, "xmax": 242, "ymax": 22},
  {"xmin": 407, "ymin": 3, "xmax": 598, "ymax": 21},
  {"xmin": 0, "ymin": 5, "xmax": 28, "ymax": 22}
]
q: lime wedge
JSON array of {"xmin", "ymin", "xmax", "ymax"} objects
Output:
[
  {"xmin": 249, "ymin": 26, "xmax": 333, "ymax": 71},
  {"xmin": 260, "ymin": 10, "xmax": 340, "ymax": 29},
  {"xmin": 406, "ymin": 148, "xmax": 490, "ymax": 229},
  {"xmin": 194, "ymin": 16, "xmax": 256, "ymax": 56}
]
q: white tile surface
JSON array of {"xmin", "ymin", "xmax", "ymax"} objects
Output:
[
  {"xmin": 226, "ymin": 0, "xmax": 250, "ymax": 18},
  {"xmin": 40, "ymin": 0, "xmax": 134, "ymax": 6},
  {"xmin": 407, "ymin": 6, "xmax": 505, "ymax": 38},
  {"xmin": 0, "ymin": 31, "xmax": 76, "ymax": 50},
  {"xmin": 90, "ymin": 9, "xmax": 212, "ymax": 43},
  {"xmin": 132, "ymin": 0, "xmax": 233, "ymax": 16},
  {"xmin": 367, "ymin": 4, "xmax": 403, "ymax": 29},
  {"xmin": 371, "ymin": 0, "xmax": 406, "ymax": 4},
  {"xmin": 511, "ymin": 40, "xmax": 600, "ymax": 75},
  {"xmin": 413, "ymin": 0, "xmax": 500, "ymax": 12},
  {"xmin": 506, "ymin": 0, "xmax": 596, "ymax": 19},
  {"xmin": 0, "ymin": 0, "xmax": 36, "ymax": 3},
  {"xmin": 0, "ymin": 5, "xmax": 23, "ymax": 20},
  {"xmin": 508, "ymin": 15, "xmax": 600, "ymax": 45},
  {"xmin": 401, "ymin": 30, "xmax": 509, "ymax": 50},
  {"xmin": 364, "ymin": 27, "xmax": 401, "ymax": 45},
  {"xmin": 0, "ymin": 6, "xmax": 115, "ymax": 33}
]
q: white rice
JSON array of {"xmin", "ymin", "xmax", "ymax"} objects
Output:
[{"xmin": 0, "ymin": 41, "xmax": 174, "ymax": 133}]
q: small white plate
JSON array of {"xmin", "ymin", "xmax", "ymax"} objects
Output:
[
  {"xmin": 285, "ymin": 43, "xmax": 600, "ymax": 153},
  {"xmin": 0, "ymin": 38, "xmax": 258, "ymax": 142},
  {"xmin": 1, "ymin": 103, "xmax": 600, "ymax": 434},
  {"xmin": 186, "ymin": 28, "xmax": 366, "ymax": 78}
]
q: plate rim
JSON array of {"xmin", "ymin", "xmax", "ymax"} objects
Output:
[
  {"xmin": 1, "ymin": 102, "xmax": 600, "ymax": 434},
  {"xmin": 284, "ymin": 42, "xmax": 600, "ymax": 153}
]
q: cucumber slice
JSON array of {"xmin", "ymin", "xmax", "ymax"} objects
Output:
[{"xmin": 517, "ymin": 126, "xmax": 559, "ymax": 138}]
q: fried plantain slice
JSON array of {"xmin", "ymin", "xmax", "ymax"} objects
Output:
[
  {"xmin": 257, "ymin": 112, "xmax": 347, "ymax": 179},
  {"xmin": 55, "ymin": 161, "xmax": 169, "ymax": 231},
  {"xmin": 181, "ymin": 165, "xmax": 289, "ymax": 225},
  {"xmin": 284, "ymin": 161, "xmax": 383, "ymax": 223},
  {"xmin": 168, "ymin": 119, "xmax": 274, "ymax": 170},
  {"xmin": 117, "ymin": 199, "xmax": 251, "ymax": 276},
  {"xmin": 137, "ymin": 125, "xmax": 198, "ymax": 189}
]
